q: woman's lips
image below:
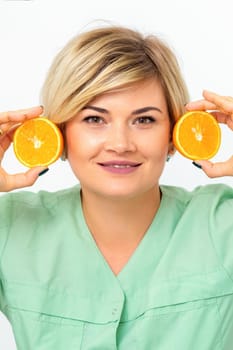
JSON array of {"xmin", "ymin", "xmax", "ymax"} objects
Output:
[{"xmin": 98, "ymin": 161, "xmax": 141, "ymax": 174}]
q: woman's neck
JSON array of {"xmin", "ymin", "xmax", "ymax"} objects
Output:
[{"xmin": 81, "ymin": 186, "xmax": 161, "ymax": 274}]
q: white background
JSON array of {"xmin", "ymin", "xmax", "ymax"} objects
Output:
[{"xmin": 0, "ymin": 0, "xmax": 233, "ymax": 348}]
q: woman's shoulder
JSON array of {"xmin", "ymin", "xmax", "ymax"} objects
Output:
[
  {"xmin": 160, "ymin": 183, "xmax": 233, "ymax": 205},
  {"xmin": 0, "ymin": 185, "xmax": 82, "ymax": 258},
  {"xmin": 0, "ymin": 184, "xmax": 81, "ymax": 207},
  {"xmin": 159, "ymin": 183, "xmax": 233, "ymax": 224}
]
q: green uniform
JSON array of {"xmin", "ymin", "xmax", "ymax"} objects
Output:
[{"xmin": 0, "ymin": 184, "xmax": 233, "ymax": 349}]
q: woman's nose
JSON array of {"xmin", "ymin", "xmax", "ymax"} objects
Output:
[{"xmin": 104, "ymin": 124, "xmax": 136, "ymax": 154}]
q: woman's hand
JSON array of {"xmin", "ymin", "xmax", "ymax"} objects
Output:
[
  {"xmin": 0, "ymin": 106, "xmax": 48, "ymax": 192},
  {"xmin": 185, "ymin": 90, "xmax": 233, "ymax": 178}
]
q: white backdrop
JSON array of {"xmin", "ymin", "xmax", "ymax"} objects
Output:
[{"xmin": 0, "ymin": 0, "xmax": 233, "ymax": 348}]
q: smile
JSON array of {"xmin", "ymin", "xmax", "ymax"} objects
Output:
[
  {"xmin": 98, "ymin": 161, "xmax": 141, "ymax": 167},
  {"xmin": 105, "ymin": 164, "xmax": 136, "ymax": 168},
  {"xmin": 98, "ymin": 161, "xmax": 141, "ymax": 174}
]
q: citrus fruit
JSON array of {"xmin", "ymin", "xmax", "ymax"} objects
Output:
[
  {"xmin": 173, "ymin": 111, "xmax": 221, "ymax": 160},
  {"xmin": 13, "ymin": 117, "xmax": 64, "ymax": 167}
]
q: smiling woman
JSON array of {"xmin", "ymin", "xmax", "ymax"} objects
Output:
[
  {"xmin": 0, "ymin": 24, "xmax": 233, "ymax": 350},
  {"xmin": 65, "ymin": 79, "xmax": 171, "ymax": 202}
]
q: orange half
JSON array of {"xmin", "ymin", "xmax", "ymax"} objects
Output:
[
  {"xmin": 13, "ymin": 117, "xmax": 64, "ymax": 167},
  {"xmin": 173, "ymin": 111, "xmax": 221, "ymax": 160}
]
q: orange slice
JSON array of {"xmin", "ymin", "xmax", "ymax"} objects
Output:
[
  {"xmin": 173, "ymin": 111, "xmax": 221, "ymax": 160},
  {"xmin": 13, "ymin": 117, "xmax": 64, "ymax": 167}
]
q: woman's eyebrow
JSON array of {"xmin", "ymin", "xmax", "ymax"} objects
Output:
[
  {"xmin": 82, "ymin": 106, "xmax": 162, "ymax": 114},
  {"xmin": 132, "ymin": 106, "xmax": 162, "ymax": 114},
  {"xmin": 82, "ymin": 106, "xmax": 107, "ymax": 113}
]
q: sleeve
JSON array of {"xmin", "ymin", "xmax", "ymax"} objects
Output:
[{"xmin": 209, "ymin": 184, "xmax": 233, "ymax": 281}]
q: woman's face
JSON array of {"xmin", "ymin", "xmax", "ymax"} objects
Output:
[{"xmin": 65, "ymin": 79, "xmax": 172, "ymax": 200}]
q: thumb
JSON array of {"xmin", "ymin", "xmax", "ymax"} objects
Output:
[
  {"xmin": 6, "ymin": 167, "xmax": 49, "ymax": 191},
  {"xmin": 193, "ymin": 157, "xmax": 233, "ymax": 178}
]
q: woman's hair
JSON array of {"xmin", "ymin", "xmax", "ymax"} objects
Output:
[{"xmin": 41, "ymin": 25, "xmax": 189, "ymax": 128}]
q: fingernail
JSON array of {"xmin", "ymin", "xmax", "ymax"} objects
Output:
[
  {"xmin": 38, "ymin": 168, "xmax": 49, "ymax": 176},
  {"xmin": 192, "ymin": 161, "xmax": 202, "ymax": 169}
]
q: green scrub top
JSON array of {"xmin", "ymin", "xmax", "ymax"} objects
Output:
[{"xmin": 0, "ymin": 184, "xmax": 233, "ymax": 349}]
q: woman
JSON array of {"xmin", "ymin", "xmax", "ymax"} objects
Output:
[{"xmin": 0, "ymin": 26, "xmax": 233, "ymax": 349}]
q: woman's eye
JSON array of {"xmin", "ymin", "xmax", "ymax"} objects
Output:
[
  {"xmin": 83, "ymin": 116, "xmax": 104, "ymax": 124},
  {"xmin": 135, "ymin": 116, "xmax": 155, "ymax": 124}
]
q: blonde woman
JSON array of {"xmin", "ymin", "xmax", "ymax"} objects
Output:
[{"xmin": 0, "ymin": 26, "xmax": 233, "ymax": 349}]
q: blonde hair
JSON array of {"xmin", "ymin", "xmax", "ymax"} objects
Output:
[{"xmin": 41, "ymin": 25, "xmax": 189, "ymax": 128}]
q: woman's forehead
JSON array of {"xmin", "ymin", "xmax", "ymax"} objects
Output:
[{"xmin": 89, "ymin": 78, "xmax": 165, "ymax": 103}]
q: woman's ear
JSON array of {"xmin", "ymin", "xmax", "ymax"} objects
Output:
[
  {"xmin": 166, "ymin": 142, "xmax": 176, "ymax": 162},
  {"xmin": 60, "ymin": 123, "xmax": 67, "ymax": 161},
  {"xmin": 168, "ymin": 141, "xmax": 176, "ymax": 155}
]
